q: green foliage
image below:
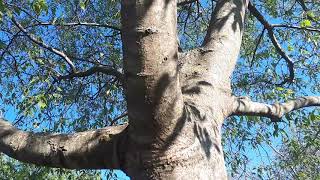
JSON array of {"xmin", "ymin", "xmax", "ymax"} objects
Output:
[
  {"xmin": 262, "ymin": 112, "xmax": 320, "ymax": 179},
  {"xmin": 0, "ymin": 0, "xmax": 124, "ymax": 178},
  {"xmin": 32, "ymin": 0, "xmax": 48, "ymax": 15},
  {"xmin": 300, "ymin": 19, "xmax": 312, "ymax": 27},
  {"xmin": 0, "ymin": 0, "xmax": 319, "ymax": 179}
]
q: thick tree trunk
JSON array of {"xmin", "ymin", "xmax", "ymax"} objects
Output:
[
  {"xmin": 121, "ymin": 48, "xmax": 231, "ymax": 179},
  {"xmin": 1, "ymin": 0, "xmax": 320, "ymax": 179},
  {"xmin": 120, "ymin": 0, "xmax": 247, "ymax": 179}
]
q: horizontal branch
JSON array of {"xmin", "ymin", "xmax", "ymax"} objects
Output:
[
  {"xmin": 57, "ymin": 65, "xmax": 124, "ymax": 83},
  {"xmin": 30, "ymin": 22, "xmax": 121, "ymax": 31},
  {"xmin": 0, "ymin": 118, "xmax": 128, "ymax": 169},
  {"xmin": 11, "ymin": 17, "xmax": 77, "ymax": 73},
  {"xmin": 272, "ymin": 24, "xmax": 320, "ymax": 33},
  {"xmin": 231, "ymin": 96, "xmax": 320, "ymax": 122}
]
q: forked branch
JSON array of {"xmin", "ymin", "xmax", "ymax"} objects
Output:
[
  {"xmin": 248, "ymin": 2, "xmax": 294, "ymax": 85},
  {"xmin": 11, "ymin": 17, "xmax": 77, "ymax": 73},
  {"xmin": 231, "ymin": 96, "xmax": 320, "ymax": 122},
  {"xmin": 0, "ymin": 118, "xmax": 128, "ymax": 169}
]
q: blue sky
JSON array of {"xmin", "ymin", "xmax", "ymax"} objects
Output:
[{"xmin": 1, "ymin": 0, "xmax": 319, "ymax": 179}]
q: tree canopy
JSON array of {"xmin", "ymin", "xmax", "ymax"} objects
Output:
[{"xmin": 0, "ymin": 0, "xmax": 319, "ymax": 179}]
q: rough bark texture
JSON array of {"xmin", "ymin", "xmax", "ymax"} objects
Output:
[{"xmin": 1, "ymin": 0, "xmax": 320, "ymax": 179}]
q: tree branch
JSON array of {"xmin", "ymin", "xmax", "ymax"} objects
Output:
[
  {"xmin": 199, "ymin": 0, "xmax": 248, "ymax": 84},
  {"xmin": 248, "ymin": 2, "xmax": 294, "ymax": 85},
  {"xmin": 11, "ymin": 17, "xmax": 77, "ymax": 73},
  {"xmin": 29, "ymin": 22, "xmax": 121, "ymax": 31},
  {"xmin": 177, "ymin": 0, "xmax": 198, "ymax": 6},
  {"xmin": 110, "ymin": 112, "xmax": 128, "ymax": 126},
  {"xmin": 272, "ymin": 24, "xmax": 320, "ymax": 33},
  {"xmin": 0, "ymin": 118, "xmax": 128, "ymax": 169},
  {"xmin": 230, "ymin": 96, "xmax": 320, "ymax": 122},
  {"xmin": 296, "ymin": 0, "xmax": 318, "ymax": 23},
  {"xmin": 250, "ymin": 28, "xmax": 265, "ymax": 66},
  {"xmin": 57, "ymin": 65, "xmax": 124, "ymax": 84}
]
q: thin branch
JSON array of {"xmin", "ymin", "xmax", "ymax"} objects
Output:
[
  {"xmin": 230, "ymin": 96, "xmax": 320, "ymax": 122},
  {"xmin": 11, "ymin": 17, "xmax": 77, "ymax": 73},
  {"xmin": 248, "ymin": 2, "xmax": 294, "ymax": 85},
  {"xmin": 110, "ymin": 112, "xmax": 128, "ymax": 126},
  {"xmin": 0, "ymin": 31, "xmax": 21, "ymax": 59},
  {"xmin": 272, "ymin": 24, "xmax": 320, "ymax": 33},
  {"xmin": 0, "ymin": 118, "xmax": 128, "ymax": 169},
  {"xmin": 267, "ymin": 27, "xmax": 294, "ymax": 85},
  {"xmin": 250, "ymin": 28, "xmax": 265, "ymax": 67},
  {"xmin": 296, "ymin": 0, "xmax": 318, "ymax": 23},
  {"xmin": 29, "ymin": 22, "xmax": 121, "ymax": 31},
  {"xmin": 177, "ymin": 0, "xmax": 198, "ymax": 6},
  {"xmin": 57, "ymin": 65, "xmax": 124, "ymax": 84}
]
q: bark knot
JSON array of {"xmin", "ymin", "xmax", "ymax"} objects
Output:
[{"xmin": 136, "ymin": 27, "xmax": 158, "ymax": 36}]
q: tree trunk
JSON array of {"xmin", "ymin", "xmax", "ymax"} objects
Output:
[
  {"xmin": 120, "ymin": 0, "xmax": 247, "ymax": 179},
  {"xmin": 1, "ymin": 0, "xmax": 320, "ymax": 179}
]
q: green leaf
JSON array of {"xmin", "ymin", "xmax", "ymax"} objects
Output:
[
  {"xmin": 38, "ymin": 99, "xmax": 47, "ymax": 110},
  {"xmin": 80, "ymin": 1, "xmax": 86, "ymax": 10},
  {"xmin": 275, "ymin": 87, "xmax": 284, "ymax": 91},
  {"xmin": 306, "ymin": 11, "xmax": 315, "ymax": 19},
  {"xmin": 0, "ymin": 0, "xmax": 5, "ymax": 12},
  {"xmin": 32, "ymin": 0, "xmax": 48, "ymax": 15},
  {"xmin": 300, "ymin": 19, "xmax": 312, "ymax": 27}
]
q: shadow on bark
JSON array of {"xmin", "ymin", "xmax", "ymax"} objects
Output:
[{"xmin": 156, "ymin": 75, "xmax": 217, "ymax": 158}]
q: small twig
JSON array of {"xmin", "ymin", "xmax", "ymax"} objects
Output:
[
  {"xmin": 250, "ymin": 28, "xmax": 265, "ymax": 67},
  {"xmin": 110, "ymin": 112, "xmax": 128, "ymax": 126}
]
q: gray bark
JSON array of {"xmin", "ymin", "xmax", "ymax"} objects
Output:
[
  {"xmin": 0, "ymin": 118, "xmax": 128, "ymax": 169},
  {"xmin": 0, "ymin": 0, "xmax": 319, "ymax": 179},
  {"xmin": 120, "ymin": 0, "xmax": 247, "ymax": 179},
  {"xmin": 231, "ymin": 96, "xmax": 320, "ymax": 121}
]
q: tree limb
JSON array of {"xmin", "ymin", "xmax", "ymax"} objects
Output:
[
  {"xmin": 177, "ymin": 0, "xmax": 198, "ymax": 6},
  {"xmin": 199, "ymin": 0, "xmax": 248, "ymax": 84},
  {"xmin": 272, "ymin": 24, "xmax": 320, "ymax": 33},
  {"xmin": 230, "ymin": 96, "xmax": 320, "ymax": 122},
  {"xmin": 57, "ymin": 65, "xmax": 124, "ymax": 84},
  {"xmin": 11, "ymin": 17, "xmax": 77, "ymax": 73},
  {"xmin": 250, "ymin": 28, "xmax": 265, "ymax": 66},
  {"xmin": 248, "ymin": 2, "xmax": 294, "ymax": 85},
  {"xmin": 0, "ymin": 118, "xmax": 128, "ymax": 169},
  {"xmin": 29, "ymin": 22, "xmax": 121, "ymax": 31},
  {"xmin": 110, "ymin": 112, "xmax": 128, "ymax": 126}
]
